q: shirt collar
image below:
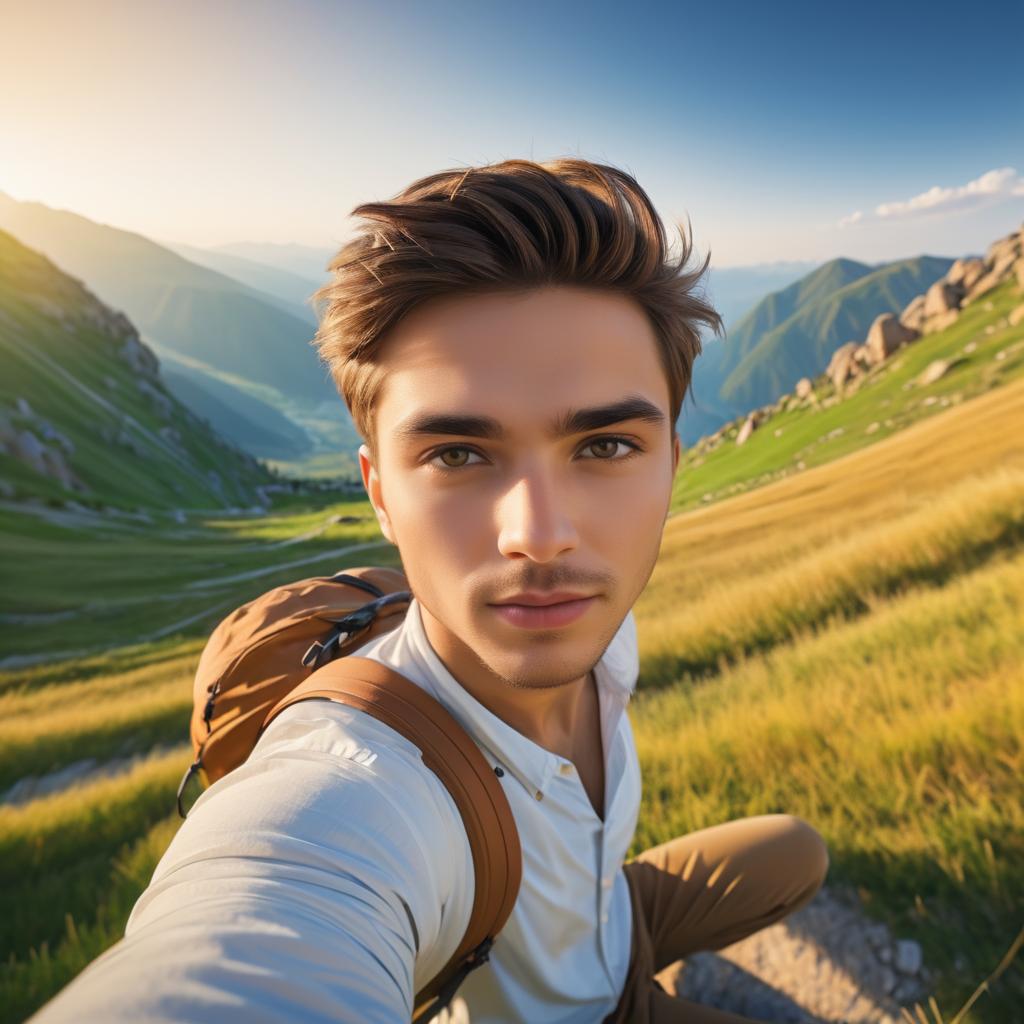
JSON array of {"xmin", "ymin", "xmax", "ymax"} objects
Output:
[{"xmin": 400, "ymin": 595, "xmax": 639, "ymax": 800}]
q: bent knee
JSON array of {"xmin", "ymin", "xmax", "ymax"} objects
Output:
[{"xmin": 776, "ymin": 814, "xmax": 830, "ymax": 888}]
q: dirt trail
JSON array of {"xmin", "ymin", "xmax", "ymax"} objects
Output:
[{"xmin": 665, "ymin": 885, "xmax": 932, "ymax": 1022}]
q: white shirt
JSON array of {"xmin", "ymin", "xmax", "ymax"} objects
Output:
[{"xmin": 30, "ymin": 596, "xmax": 642, "ymax": 1024}]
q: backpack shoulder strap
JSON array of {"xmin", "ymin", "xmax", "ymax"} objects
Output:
[{"xmin": 260, "ymin": 655, "xmax": 522, "ymax": 1021}]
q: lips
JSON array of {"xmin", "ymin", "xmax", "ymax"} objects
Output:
[
  {"xmin": 488, "ymin": 594, "xmax": 597, "ymax": 629},
  {"xmin": 491, "ymin": 591, "xmax": 595, "ymax": 607}
]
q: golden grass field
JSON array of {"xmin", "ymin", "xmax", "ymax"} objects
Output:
[
  {"xmin": 633, "ymin": 375, "xmax": 1024, "ymax": 1020},
  {"xmin": 2, "ymin": 371, "xmax": 1022, "ymax": 1021}
]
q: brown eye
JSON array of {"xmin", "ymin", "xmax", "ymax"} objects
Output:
[
  {"xmin": 587, "ymin": 439, "xmax": 621, "ymax": 459},
  {"xmin": 437, "ymin": 447, "xmax": 475, "ymax": 468}
]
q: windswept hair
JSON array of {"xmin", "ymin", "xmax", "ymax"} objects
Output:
[{"xmin": 310, "ymin": 157, "xmax": 724, "ymax": 457}]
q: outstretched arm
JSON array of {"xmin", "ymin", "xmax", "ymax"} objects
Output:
[{"xmin": 30, "ymin": 702, "xmax": 474, "ymax": 1024}]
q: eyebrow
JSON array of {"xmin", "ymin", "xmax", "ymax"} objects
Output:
[{"xmin": 393, "ymin": 394, "xmax": 666, "ymax": 444}]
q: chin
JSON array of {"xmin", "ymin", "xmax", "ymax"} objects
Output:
[{"xmin": 480, "ymin": 644, "xmax": 600, "ymax": 692}]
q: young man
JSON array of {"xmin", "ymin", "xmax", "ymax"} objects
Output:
[{"xmin": 32, "ymin": 158, "xmax": 828, "ymax": 1023}]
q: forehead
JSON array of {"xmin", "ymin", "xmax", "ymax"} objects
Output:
[{"xmin": 374, "ymin": 286, "xmax": 670, "ymax": 438}]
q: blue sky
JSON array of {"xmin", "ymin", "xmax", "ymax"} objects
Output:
[{"xmin": 2, "ymin": 0, "xmax": 1023, "ymax": 266}]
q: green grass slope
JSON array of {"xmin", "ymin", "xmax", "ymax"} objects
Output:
[
  {"xmin": 0, "ymin": 193, "xmax": 345, "ymax": 466},
  {"xmin": 674, "ymin": 277, "xmax": 1024, "ymax": 514},
  {"xmin": 3, "ymin": 367, "xmax": 1022, "ymax": 1019},
  {"xmin": 0, "ymin": 229, "xmax": 271, "ymax": 510}
]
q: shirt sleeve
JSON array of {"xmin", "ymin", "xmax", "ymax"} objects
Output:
[{"xmin": 29, "ymin": 700, "xmax": 475, "ymax": 1024}]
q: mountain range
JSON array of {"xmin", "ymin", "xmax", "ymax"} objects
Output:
[
  {"xmin": 0, "ymin": 190, "xmax": 964, "ymax": 470},
  {"xmin": 678, "ymin": 254, "xmax": 956, "ymax": 444},
  {"xmin": 0, "ymin": 192, "xmax": 360, "ymax": 474}
]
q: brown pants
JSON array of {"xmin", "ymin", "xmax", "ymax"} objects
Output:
[{"xmin": 602, "ymin": 814, "xmax": 830, "ymax": 1023}]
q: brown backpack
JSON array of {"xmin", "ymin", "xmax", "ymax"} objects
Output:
[{"xmin": 177, "ymin": 566, "xmax": 522, "ymax": 1022}]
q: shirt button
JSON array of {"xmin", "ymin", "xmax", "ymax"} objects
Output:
[
  {"xmin": 559, "ymin": 762, "xmax": 573, "ymax": 776},
  {"xmin": 602, "ymin": 877, "xmax": 613, "ymax": 889},
  {"xmin": 601, "ymin": 912, "xmax": 609, "ymax": 923},
  {"xmin": 535, "ymin": 790, "xmax": 544, "ymax": 801}
]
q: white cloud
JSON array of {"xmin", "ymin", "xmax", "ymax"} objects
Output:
[{"xmin": 838, "ymin": 167, "xmax": 1024, "ymax": 227}]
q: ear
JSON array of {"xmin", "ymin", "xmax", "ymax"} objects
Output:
[
  {"xmin": 359, "ymin": 443, "xmax": 396, "ymax": 545},
  {"xmin": 671, "ymin": 432, "xmax": 681, "ymax": 476}
]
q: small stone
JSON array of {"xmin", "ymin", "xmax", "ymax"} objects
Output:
[
  {"xmin": 736, "ymin": 415, "xmax": 757, "ymax": 445},
  {"xmin": 894, "ymin": 977, "xmax": 922, "ymax": 1003},
  {"xmin": 894, "ymin": 939, "xmax": 923, "ymax": 975},
  {"xmin": 917, "ymin": 357, "xmax": 962, "ymax": 387}
]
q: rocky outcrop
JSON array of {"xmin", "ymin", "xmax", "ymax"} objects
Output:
[
  {"xmin": 917, "ymin": 358, "xmax": 964, "ymax": 388},
  {"xmin": 736, "ymin": 412, "xmax": 758, "ymax": 445},
  {"xmin": 136, "ymin": 378, "xmax": 173, "ymax": 420},
  {"xmin": 0, "ymin": 401, "xmax": 86, "ymax": 493},
  {"xmin": 891, "ymin": 223, "xmax": 1024, "ymax": 337},
  {"xmin": 826, "ymin": 342, "xmax": 860, "ymax": 395},
  {"xmin": 960, "ymin": 225, "xmax": 1024, "ymax": 306},
  {"xmin": 899, "ymin": 294, "xmax": 926, "ymax": 332},
  {"xmin": 119, "ymin": 335, "xmax": 160, "ymax": 379},
  {"xmin": 691, "ymin": 218, "xmax": 1024, "ymax": 465},
  {"xmin": 946, "ymin": 256, "xmax": 986, "ymax": 292},
  {"xmin": 865, "ymin": 314, "xmax": 918, "ymax": 364},
  {"xmin": 920, "ymin": 280, "xmax": 964, "ymax": 333}
]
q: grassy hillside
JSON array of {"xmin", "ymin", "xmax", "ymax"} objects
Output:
[
  {"xmin": 3, "ymin": 369, "xmax": 1021, "ymax": 1019},
  {"xmin": 2, "ymin": 249, "xmax": 1021, "ymax": 1022},
  {"xmin": 0, "ymin": 230, "xmax": 270, "ymax": 510},
  {"xmin": 719, "ymin": 255, "xmax": 954, "ymax": 412},
  {"xmin": 675, "ymin": 277, "xmax": 1024, "ymax": 513},
  {"xmin": 0, "ymin": 193, "xmax": 349, "ymax": 469}
]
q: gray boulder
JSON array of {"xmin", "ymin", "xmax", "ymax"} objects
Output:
[
  {"xmin": 946, "ymin": 257, "xmax": 985, "ymax": 291},
  {"xmin": 923, "ymin": 280, "xmax": 963, "ymax": 318},
  {"xmin": 899, "ymin": 294, "xmax": 926, "ymax": 332},
  {"xmin": 866, "ymin": 314, "xmax": 918, "ymax": 364},
  {"xmin": 826, "ymin": 342, "xmax": 860, "ymax": 394}
]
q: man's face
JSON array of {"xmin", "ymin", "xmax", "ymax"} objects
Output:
[{"xmin": 359, "ymin": 285, "xmax": 681, "ymax": 694}]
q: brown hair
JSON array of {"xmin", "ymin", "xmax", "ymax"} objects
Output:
[{"xmin": 311, "ymin": 157, "xmax": 723, "ymax": 459}]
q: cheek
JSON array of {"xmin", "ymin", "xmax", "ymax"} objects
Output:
[
  {"xmin": 389, "ymin": 480, "xmax": 491, "ymax": 558},
  {"xmin": 589, "ymin": 474, "xmax": 670, "ymax": 549}
]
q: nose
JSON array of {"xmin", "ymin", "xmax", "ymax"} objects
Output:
[{"xmin": 496, "ymin": 461, "xmax": 579, "ymax": 563}]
